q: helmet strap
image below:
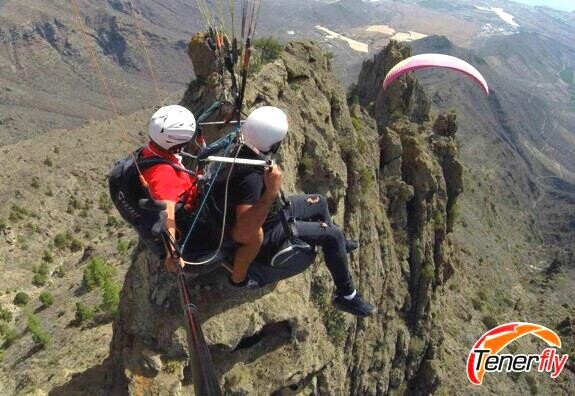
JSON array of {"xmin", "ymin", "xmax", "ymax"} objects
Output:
[
  {"xmin": 269, "ymin": 141, "xmax": 282, "ymax": 155},
  {"xmin": 149, "ymin": 140, "xmax": 188, "ymax": 155},
  {"xmin": 170, "ymin": 143, "xmax": 187, "ymax": 154},
  {"xmin": 242, "ymin": 140, "xmax": 270, "ymax": 160},
  {"xmin": 149, "ymin": 141, "xmax": 173, "ymax": 155}
]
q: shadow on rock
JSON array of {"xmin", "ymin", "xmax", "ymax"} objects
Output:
[
  {"xmin": 206, "ymin": 320, "xmax": 293, "ymax": 380},
  {"xmin": 180, "ymin": 266, "xmax": 277, "ymax": 322},
  {"xmin": 49, "ymin": 358, "xmax": 127, "ymax": 396}
]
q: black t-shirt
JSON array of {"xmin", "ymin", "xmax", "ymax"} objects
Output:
[
  {"xmin": 183, "ymin": 152, "xmax": 268, "ymax": 253},
  {"xmin": 182, "ymin": 147, "xmax": 286, "ymax": 256},
  {"xmin": 209, "ymin": 163, "xmax": 266, "ymax": 227}
]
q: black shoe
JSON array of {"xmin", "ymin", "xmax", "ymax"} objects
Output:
[
  {"xmin": 228, "ymin": 275, "xmax": 260, "ymax": 289},
  {"xmin": 345, "ymin": 239, "xmax": 359, "ymax": 253},
  {"xmin": 332, "ymin": 292, "xmax": 376, "ymax": 317}
]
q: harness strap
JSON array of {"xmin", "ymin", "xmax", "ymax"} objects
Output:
[{"xmin": 279, "ymin": 202, "xmax": 298, "ymax": 241}]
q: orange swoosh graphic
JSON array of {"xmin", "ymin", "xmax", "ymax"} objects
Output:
[{"xmin": 467, "ymin": 322, "xmax": 562, "ymax": 385}]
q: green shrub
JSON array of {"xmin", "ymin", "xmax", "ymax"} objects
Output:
[
  {"xmin": 69, "ymin": 238, "xmax": 83, "ymax": 252},
  {"xmin": 54, "ymin": 266, "xmax": 66, "ymax": 278},
  {"xmin": 358, "ymin": 166, "xmax": 373, "ymax": 193},
  {"xmin": 32, "ymin": 273, "xmax": 48, "ymax": 287},
  {"xmin": 356, "ymin": 136, "xmax": 368, "ymax": 155},
  {"xmin": 69, "ymin": 197, "xmax": 80, "ymax": 209},
  {"xmin": 39, "ymin": 292, "xmax": 54, "ymax": 307},
  {"xmin": 32, "ymin": 262, "xmax": 50, "ymax": 287},
  {"xmin": 2, "ymin": 327, "xmax": 18, "ymax": 348},
  {"xmin": 53, "ymin": 232, "xmax": 82, "ymax": 252},
  {"xmin": 83, "ymin": 258, "xmax": 115, "ymax": 291},
  {"xmin": 310, "ymin": 280, "xmax": 346, "ymax": 344},
  {"xmin": 54, "ymin": 232, "xmax": 71, "ymax": 249},
  {"xmin": 299, "ymin": 154, "xmax": 314, "ymax": 177},
  {"xmin": 74, "ymin": 302, "xmax": 94, "ymax": 324},
  {"xmin": 390, "ymin": 110, "xmax": 405, "ymax": 122},
  {"xmin": 26, "ymin": 313, "xmax": 51, "ymax": 348},
  {"xmin": 117, "ymin": 239, "xmax": 131, "ymax": 255},
  {"xmin": 163, "ymin": 360, "xmax": 183, "ymax": 374},
  {"xmin": 433, "ymin": 210, "xmax": 445, "ymax": 228},
  {"xmin": 0, "ymin": 218, "xmax": 6, "ymax": 233},
  {"xmin": 100, "ymin": 280, "xmax": 120, "ymax": 315},
  {"xmin": 30, "ymin": 177, "xmax": 40, "ymax": 189},
  {"xmin": 82, "ymin": 258, "xmax": 121, "ymax": 315},
  {"xmin": 42, "ymin": 250, "xmax": 53, "ymax": 263},
  {"xmin": 324, "ymin": 309, "xmax": 346, "ymax": 343},
  {"xmin": 408, "ymin": 336, "xmax": 426, "ymax": 359},
  {"xmin": 107, "ymin": 216, "xmax": 120, "ymax": 227},
  {"xmin": 14, "ymin": 292, "xmax": 31, "ymax": 307},
  {"xmin": 421, "ymin": 264, "xmax": 435, "ymax": 281},
  {"xmin": 44, "ymin": 157, "xmax": 53, "ymax": 167},
  {"xmin": 82, "ymin": 199, "xmax": 92, "ymax": 210},
  {"xmin": 99, "ymin": 193, "xmax": 112, "ymax": 213},
  {"xmin": 0, "ymin": 305, "xmax": 12, "ymax": 322},
  {"xmin": 471, "ymin": 297, "xmax": 483, "ymax": 311},
  {"xmin": 351, "ymin": 116, "xmax": 361, "ymax": 131},
  {"xmin": 36, "ymin": 262, "xmax": 49, "ymax": 276},
  {"xmin": 251, "ymin": 36, "xmax": 283, "ymax": 73},
  {"xmin": 9, "ymin": 205, "xmax": 29, "ymax": 222},
  {"xmin": 17, "ymin": 235, "xmax": 29, "ymax": 250},
  {"xmin": 29, "ymin": 223, "xmax": 41, "ymax": 234},
  {"xmin": 482, "ymin": 316, "xmax": 498, "ymax": 329}
]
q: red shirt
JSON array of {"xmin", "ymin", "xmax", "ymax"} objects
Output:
[{"xmin": 140, "ymin": 143, "xmax": 196, "ymax": 205}]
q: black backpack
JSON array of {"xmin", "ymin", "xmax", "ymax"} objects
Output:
[{"xmin": 108, "ymin": 148, "xmax": 177, "ymax": 255}]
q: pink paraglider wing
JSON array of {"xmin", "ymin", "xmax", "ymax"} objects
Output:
[{"xmin": 383, "ymin": 53, "xmax": 489, "ymax": 95}]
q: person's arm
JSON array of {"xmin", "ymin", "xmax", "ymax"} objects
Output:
[
  {"xmin": 231, "ymin": 165, "xmax": 282, "ymax": 243},
  {"xmin": 142, "ymin": 164, "xmax": 187, "ymax": 273},
  {"xmin": 229, "ymin": 165, "xmax": 282, "ymax": 283},
  {"xmin": 163, "ymin": 200, "xmax": 185, "ymax": 273}
]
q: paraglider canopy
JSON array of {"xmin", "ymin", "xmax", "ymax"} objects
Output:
[{"xmin": 383, "ymin": 53, "xmax": 490, "ymax": 95}]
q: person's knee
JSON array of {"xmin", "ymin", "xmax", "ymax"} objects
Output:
[
  {"xmin": 232, "ymin": 227, "xmax": 264, "ymax": 247},
  {"xmin": 321, "ymin": 224, "xmax": 345, "ymax": 246},
  {"xmin": 306, "ymin": 194, "xmax": 329, "ymax": 209},
  {"xmin": 311, "ymin": 194, "xmax": 326, "ymax": 204},
  {"xmin": 321, "ymin": 196, "xmax": 334, "ymax": 219},
  {"xmin": 331, "ymin": 226, "xmax": 345, "ymax": 244}
]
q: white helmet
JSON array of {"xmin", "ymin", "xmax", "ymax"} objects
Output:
[
  {"xmin": 242, "ymin": 106, "xmax": 288, "ymax": 154},
  {"xmin": 149, "ymin": 105, "xmax": 196, "ymax": 150}
]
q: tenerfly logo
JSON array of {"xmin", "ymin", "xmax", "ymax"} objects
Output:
[{"xmin": 467, "ymin": 322, "xmax": 570, "ymax": 385}]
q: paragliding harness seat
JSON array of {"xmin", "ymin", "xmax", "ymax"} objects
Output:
[
  {"xmin": 107, "ymin": 145, "xmax": 234, "ymax": 271},
  {"xmin": 188, "ymin": 142, "xmax": 318, "ymax": 286},
  {"xmin": 247, "ymin": 198, "xmax": 318, "ymax": 287}
]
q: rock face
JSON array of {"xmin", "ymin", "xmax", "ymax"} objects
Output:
[{"xmin": 109, "ymin": 39, "xmax": 463, "ymax": 394}]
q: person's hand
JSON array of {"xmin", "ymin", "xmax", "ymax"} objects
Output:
[
  {"xmin": 164, "ymin": 256, "xmax": 185, "ymax": 273},
  {"xmin": 263, "ymin": 164, "xmax": 282, "ymax": 199}
]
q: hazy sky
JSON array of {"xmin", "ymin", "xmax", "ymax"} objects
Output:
[{"xmin": 512, "ymin": 0, "xmax": 575, "ymax": 12}]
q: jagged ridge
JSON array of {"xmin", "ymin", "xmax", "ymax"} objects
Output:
[{"xmin": 109, "ymin": 38, "xmax": 463, "ymax": 395}]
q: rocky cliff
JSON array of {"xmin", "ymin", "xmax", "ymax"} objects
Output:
[
  {"xmin": 107, "ymin": 38, "xmax": 463, "ymax": 395},
  {"xmin": 0, "ymin": 0, "xmax": 195, "ymax": 145}
]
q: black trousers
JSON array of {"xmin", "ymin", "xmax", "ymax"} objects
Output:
[{"xmin": 258, "ymin": 194, "xmax": 354, "ymax": 295}]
